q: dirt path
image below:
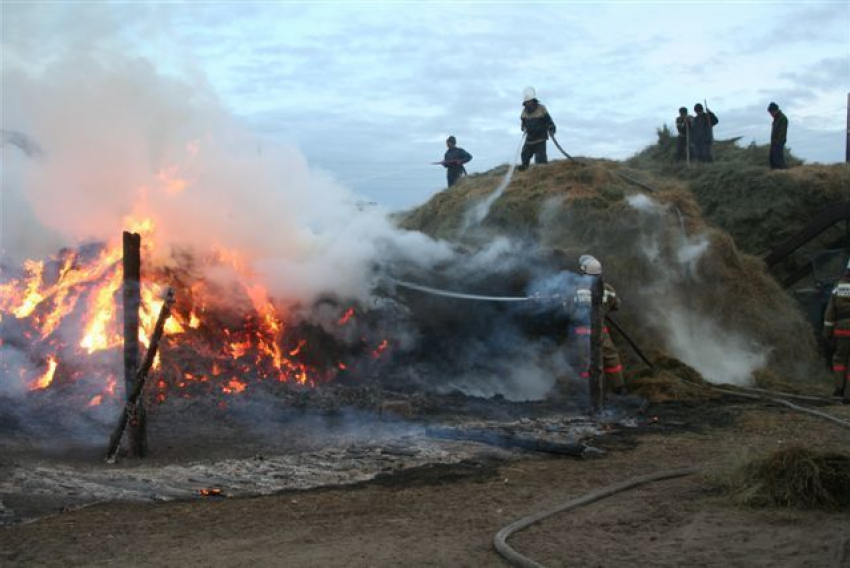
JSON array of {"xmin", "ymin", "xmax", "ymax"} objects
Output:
[{"xmin": 2, "ymin": 399, "xmax": 849, "ymax": 567}]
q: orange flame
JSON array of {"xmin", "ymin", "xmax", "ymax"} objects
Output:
[{"xmin": 30, "ymin": 356, "xmax": 58, "ymax": 390}]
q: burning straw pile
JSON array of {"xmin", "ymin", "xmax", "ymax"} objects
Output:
[{"xmin": 710, "ymin": 446, "xmax": 850, "ymax": 511}]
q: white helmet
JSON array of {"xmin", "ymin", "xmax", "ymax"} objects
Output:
[
  {"xmin": 523, "ymin": 87, "xmax": 537, "ymax": 102},
  {"xmin": 579, "ymin": 254, "xmax": 602, "ymax": 275}
]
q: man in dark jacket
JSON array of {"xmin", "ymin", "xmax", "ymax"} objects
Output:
[
  {"xmin": 675, "ymin": 106, "xmax": 693, "ymax": 162},
  {"xmin": 767, "ymin": 102, "xmax": 788, "ymax": 169},
  {"xmin": 519, "ymin": 87, "xmax": 556, "ymax": 171},
  {"xmin": 441, "ymin": 136, "xmax": 472, "ymax": 187},
  {"xmin": 691, "ymin": 103, "xmax": 719, "ymax": 162}
]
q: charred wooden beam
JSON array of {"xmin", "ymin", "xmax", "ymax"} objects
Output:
[
  {"xmin": 106, "ymin": 288, "xmax": 175, "ymax": 463},
  {"xmin": 425, "ymin": 426, "xmax": 588, "ymax": 457},
  {"xmin": 122, "ymin": 231, "xmax": 146, "ymax": 457}
]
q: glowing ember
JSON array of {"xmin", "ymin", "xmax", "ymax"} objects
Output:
[
  {"xmin": 372, "ymin": 339, "xmax": 389, "ymax": 359},
  {"xmin": 222, "ymin": 378, "xmax": 247, "ymax": 394},
  {"xmin": 338, "ymin": 307, "xmax": 355, "ymax": 325}
]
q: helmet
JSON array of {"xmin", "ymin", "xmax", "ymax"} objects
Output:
[
  {"xmin": 446, "ymin": 135, "xmax": 456, "ymax": 145},
  {"xmin": 767, "ymin": 102, "xmax": 779, "ymax": 112},
  {"xmin": 678, "ymin": 106, "xmax": 687, "ymax": 114},
  {"xmin": 694, "ymin": 103, "xmax": 704, "ymax": 112},
  {"xmin": 579, "ymin": 254, "xmax": 602, "ymax": 275},
  {"xmin": 523, "ymin": 87, "xmax": 537, "ymax": 103}
]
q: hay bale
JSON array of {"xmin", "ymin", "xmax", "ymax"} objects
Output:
[{"xmin": 710, "ymin": 446, "xmax": 850, "ymax": 511}]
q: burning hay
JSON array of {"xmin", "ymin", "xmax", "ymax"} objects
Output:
[{"xmin": 709, "ymin": 446, "xmax": 850, "ymax": 511}]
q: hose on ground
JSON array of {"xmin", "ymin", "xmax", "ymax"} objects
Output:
[{"xmin": 493, "ymin": 467, "xmax": 699, "ymax": 568}]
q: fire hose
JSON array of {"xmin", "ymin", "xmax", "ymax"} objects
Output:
[
  {"xmin": 494, "ymin": 467, "xmax": 700, "ymax": 568},
  {"xmin": 387, "ymin": 277, "xmax": 655, "ymax": 367}
]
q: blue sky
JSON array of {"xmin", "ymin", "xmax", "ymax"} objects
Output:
[{"xmin": 3, "ymin": 0, "xmax": 849, "ymax": 211}]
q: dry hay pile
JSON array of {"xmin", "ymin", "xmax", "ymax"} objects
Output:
[
  {"xmin": 627, "ymin": 356, "xmax": 719, "ymax": 403},
  {"xmin": 710, "ymin": 446, "xmax": 850, "ymax": 511},
  {"xmin": 398, "ymin": 158, "xmax": 828, "ymax": 387}
]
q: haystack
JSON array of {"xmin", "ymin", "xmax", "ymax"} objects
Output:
[{"xmin": 398, "ymin": 155, "xmax": 829, "ymax": 388}]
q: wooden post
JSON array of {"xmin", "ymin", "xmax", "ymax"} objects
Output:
[
  {"xmin": 845, "ymin": 93, "xmax": 849, "ymax": 163},
  {"xmin": 589, "ymin": 275, "xmax": 604, "ymax": 412},
  {"xmin": 107, "ymin": 289, "xmax": 174, "ymax": 463},
  {"xmin": 122, "ymin": 231, "xmax": 146, "ymax": 457}
]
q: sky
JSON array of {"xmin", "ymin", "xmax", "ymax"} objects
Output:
[{"xmin": 2, "ymin": 0, "xmax": 849, "ymax": 212}]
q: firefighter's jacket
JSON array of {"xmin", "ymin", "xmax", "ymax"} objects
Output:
[
  {"xmin": 563, "ymin": 277, "xmax": 620, "ymax": 325},
  {"xmin": 823, "ymin": 277, "xmax": 850, "ymax": 339},
  {"xmin": 520, "ymin": 103, "xmax": 556, "ymax": 145}
]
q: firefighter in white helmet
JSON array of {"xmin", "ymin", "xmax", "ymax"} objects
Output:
[
  {"xmin": 519, "ymin": 86, "xmax": 556, "ymax": 171},
  {"xmin": 823, "ymin": 258, "xmax": 850, "ymax": 403},
  {"xmin": 564, "ymin": 255, "xmax": 626, "ymax": 394}
]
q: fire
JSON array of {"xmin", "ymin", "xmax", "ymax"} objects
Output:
[
  {"xmin": 30, "ymin": 356, "xmax": 58, "ymax": 390},
  {"xmin": 79, "ymin": 266, "xmax": 123, "ymax": 353},
  {"xmin": 222, "ymin": 378, "xmax": 247, "ymax": 394},
  {"xmin": 1, "ymin": 216, "xmax": 388, "ymax": 409}
]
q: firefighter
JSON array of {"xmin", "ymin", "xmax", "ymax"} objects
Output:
[
  {"xmin": 823, "ymin": 259, "xmax": 850, "ymax": 403},
  {"xmin": 518, "ymin": 87, "xmax": 556, "ymax": 171},
  {"xmin": 564, "ymin": 255, "xmax": 626, "ymax": 394}
]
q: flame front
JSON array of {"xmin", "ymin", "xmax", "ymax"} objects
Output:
[{"xmin": 0, "ymin": 220, "xmax": 378, "ymax": 407}]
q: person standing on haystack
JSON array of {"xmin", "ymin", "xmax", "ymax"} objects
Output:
[
  {"xmin": 518, "ymin": 87, "xmax": 556, "ymax": 171},
  {"xmin": 691, "ymin": 103, "xmax": 719, "ymax": 162},
  {"xmin": 767, "ymin": 102, "xmax": 788, "ymax": 170},
  {"xmin": 823, "ymin": 259, "xmax": 850, "ymax": 404},
  {"xmin": 563, "ymin": 255, "xmax": 626, "ymax": 395},
  {"xmin": 441, "ymin": 136, "xmax": 473, "ymax": 188},
  {"xmin": 675, "ymin": 106, "xmax": 693, "ymax": 162}
]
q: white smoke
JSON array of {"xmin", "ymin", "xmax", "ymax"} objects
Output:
[
  {"xmin": 0, "ymin": 8, "xmax": 452, "ymax": 307},
  {"xmin": 626, "ymin": 192, "xmax": 769, "ymax": 385}
]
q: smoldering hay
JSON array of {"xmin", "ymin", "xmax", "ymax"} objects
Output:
[{"xmin": 399, "ymin": 158, "xmax": 828, "ymax": 387}]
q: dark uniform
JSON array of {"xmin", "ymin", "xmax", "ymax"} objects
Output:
[
  {"xmin": 564, "ymin": 276, "xmax": 625, "ymax": 392},
  {"xmin": 520, "ymin": 101, "xmax": 556, "ymax": 170},
  {"xmin": 823, "ymin": 274, "xmax": 850, "ymax": 401},
  {"xmin": 691, "ymin": 104, "xmax": 719, "ymax": 163},
  {"xmin": 768, "ymin": 102, "xmax": 788, "ymax": 169},
  {"xmin": 443, "ymin": 144, "xmax": 472, "ymax": 187},
  {"xmin": 675, "ymin": 107, "xmax": 693, "ymax": 161}
]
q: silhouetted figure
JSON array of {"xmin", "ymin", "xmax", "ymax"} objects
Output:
[
  {"xmin": 767, "ymin": 102, "xmax": 788, "ymax": 169},
  {"xmin": 691, "ymin": 103, "xmax": 718, "ymax": 162}
]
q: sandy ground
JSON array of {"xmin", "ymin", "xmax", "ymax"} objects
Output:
[{"xmin": 2, "ymin": 397, "xmax": 849, "ymax": 567}]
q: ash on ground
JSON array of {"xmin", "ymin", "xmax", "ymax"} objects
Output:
[{"xmin": 0, "ymin": 382, "xmax": 643, "ymax": 525}]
